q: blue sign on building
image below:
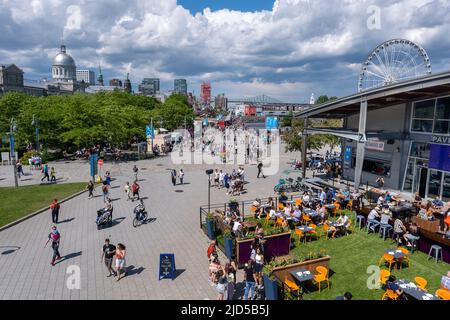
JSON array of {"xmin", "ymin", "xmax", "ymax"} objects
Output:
[
  {"xmin": 429, "ymin": 144, "xmax": 450, "ymax": 172},
  {"xmin": 344, "ymin": 146, "xmax": 352, "ymax": 162}
]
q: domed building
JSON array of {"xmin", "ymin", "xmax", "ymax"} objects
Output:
[{"xmin": 52, "ymin": 45, "xmax": 76, "ymax": 81}]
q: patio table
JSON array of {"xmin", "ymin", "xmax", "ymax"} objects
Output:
[
  {"xmin": 395, "ymin": 280, "xmax": 439, "ymax": 300},
  {"xmin": 297, "ymin": 226, "xmax": 314, "ymax": 233},
  {"xmin": 303, "ymin": 208, "xmax": 318, "ymax": 217},
  {"xmin": 384, "ymin": 248, "xmax": 405, "ymax": 260},
  {"xmin": 290, "ymin": 268, "xmax": 314, "ymax": 293}
]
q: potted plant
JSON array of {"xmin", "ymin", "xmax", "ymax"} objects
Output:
[
  {"xmin": 262, "ymin": 261, "xmax": 279, "ymax": 300},
  {"xmin": 223, "ymin": 228, "xmax": 234, "ymax": 259},
  {"xmin": 206, "ymin": 212, "xmax": 216, "ymax": 240}
]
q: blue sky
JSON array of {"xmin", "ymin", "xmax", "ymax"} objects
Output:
[
  {"xmin": 1, "ymin": 0, "xmax": 450, "ymax": 102},
  {"xmin": 177, "ymin": 0, "xmax": 274, "ymax": 14}
]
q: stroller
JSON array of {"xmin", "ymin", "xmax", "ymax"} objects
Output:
[
  {"xmin": 96, "ymin": 207, "xmax": 113, "ymax": 229},
  {"xmin": 230, "ymin": 179, "xmax": 244, "ymax": 196}
]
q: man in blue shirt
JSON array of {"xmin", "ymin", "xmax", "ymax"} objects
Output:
[{"xmin": 336, "ymin": 292, "xmax": 352, "ymax": 300}]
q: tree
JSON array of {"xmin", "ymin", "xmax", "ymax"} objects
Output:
[{"xmin": 283, "ymin": 95, "xmax": 342, "ymax": 153}]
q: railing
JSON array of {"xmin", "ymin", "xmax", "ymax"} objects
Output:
[{"xmin": 199, "ymin": 192, "xmax": 308, "ymax": 229}]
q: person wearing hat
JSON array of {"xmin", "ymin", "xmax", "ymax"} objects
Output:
[{"xmin": 367, "ymin": 206, "xmax": 381, "ymax": 232}]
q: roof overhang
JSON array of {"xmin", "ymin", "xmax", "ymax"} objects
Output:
[{"xmin": 295, "ymin": 71, "xmax": 450, "ymax": 119}]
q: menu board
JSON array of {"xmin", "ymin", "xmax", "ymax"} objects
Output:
[{"xmin": 159, "ymin": 253, "xmax": 176, "ymax": 280}]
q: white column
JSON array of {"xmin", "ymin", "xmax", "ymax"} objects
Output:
[{"xmin": 354, "ymin": 100, "xmax": 367, "ymax": 190}]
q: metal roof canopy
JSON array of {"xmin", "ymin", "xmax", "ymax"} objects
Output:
[{"xmin": 295, "ymin": 71, "xmax": 450, "ymax": 119}]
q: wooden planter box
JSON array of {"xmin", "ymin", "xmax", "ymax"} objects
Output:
[
  {"xmin": 236, "ymin": 232, "xmax": 291, "ymax": 267},
  {"xmin": 271, "ymin": 256, "xmax": 331, "ymax": 289}
]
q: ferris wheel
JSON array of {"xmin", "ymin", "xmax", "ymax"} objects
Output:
[{"xmin": 358, "ymin": 39, "xmax": 432, "ymax": 92}]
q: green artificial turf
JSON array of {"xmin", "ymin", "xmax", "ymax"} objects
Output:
[
  {"xmin": 288, "ymin": 219, "xmax": 449, "ymax": 300},
  {"xmin": 0, "ymin": 183, "xmax": 86, "ymax": 227}
]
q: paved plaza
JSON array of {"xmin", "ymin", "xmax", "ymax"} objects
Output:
[{"xmin": 0, "ymin": 147, "xmax": 303, "ymax": 300}]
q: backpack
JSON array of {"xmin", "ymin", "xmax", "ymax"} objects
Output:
[{"xmin": 50, "ymin": 231, "xmax": 60, "ymax": 242}]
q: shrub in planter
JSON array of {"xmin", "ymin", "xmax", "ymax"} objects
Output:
[
  {"xmin": 262, "ymin": 261, "xmax": 279, "ymax": 300},
  {"xmin": 223, "ymin": 228, "xmax": 234, "ymax": 259},
  {"xmin": 206, "ymin": 212, "xmax": 216, "ymax": 240}
]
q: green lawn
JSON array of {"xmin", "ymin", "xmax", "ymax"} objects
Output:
[
  {"xmin": 0, "ymin": 183, "xmax": 86, "ymax": 227},
  {"xmin": 288, "ymin": 220, "xmax": 449, "ymax": 300}
]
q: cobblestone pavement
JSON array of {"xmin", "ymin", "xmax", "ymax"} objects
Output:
[{"xmin": 0, "ymin": 146, "xmax": 306, "ymax": 299}]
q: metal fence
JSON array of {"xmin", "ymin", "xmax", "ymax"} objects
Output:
[{"xmin": 199, "ymin": 192, "xmax": 308, "ymax": 229}]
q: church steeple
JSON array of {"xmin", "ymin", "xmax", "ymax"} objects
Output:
[
  {"xmin": 97, "ymin": 64, "xmax": 104, "ymax": 86},
  {"xmin": 124, "ymin": 72, "xmax": 132, "ymax": 93}
]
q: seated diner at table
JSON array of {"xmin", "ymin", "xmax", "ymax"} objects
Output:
[
  {"xmin": 403, "ymin": 223, "xmax": 420, "ymax": 248},
  {"xmin": 316, "ymin": 203, "xmax": 326, "ymax": 225},
  {"xmin": 384, "ymin": 275, "xmax": 407, "ymax": 300},
  {"xmin": 368, "ymin": 206, "xmax": 381, "ymax": 223},
  {"xmin": 393, "ymin": 217, "xmax": 407, "ymax": 245}
]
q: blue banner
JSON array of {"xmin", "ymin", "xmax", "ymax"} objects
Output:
[
  {"xmin": 9, "ymin": 134, "xmax": 15, "ymax": 157},
  {"xmin": 90, "ymin": 154, "xmax": 98, "ymax": 177},
  {"xmin": 146, "ymin": 125, "xmax": 154, "ymax": 139}
]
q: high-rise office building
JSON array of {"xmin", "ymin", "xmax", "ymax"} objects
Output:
[
  {"xmin": 138, "ymin": 78, "xmax": 160, "ymax": 96},
  {"xmin": 76, "ymin": 70, "xmax": 95, "ymax": 85},
  {"xmin": 109, "ymin": 78, "xmax": 122, "ymax": 87},
  {"xmin": 174, "ymin": 79, "xmax": 187, "ymax": 95},
  {"xmin": 201, "ymin": 82, "xmax": 211, "ymax": 105}
]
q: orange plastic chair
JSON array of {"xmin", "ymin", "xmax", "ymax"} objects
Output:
[
  {"xmin": 346, "ymin": 200, "xmax": 353, "ymax": 211},
  {"xmin": 322, "ymin": 224, "xmax": 331, "ymax": 240},
  {"xmin": 345, "ymin": 219, "xmax": 352, "ymax": 236},
  {"xmin": 382, "ymin": 289, "xmax": 399, "ymax": 300},
  {"xmin": 379, "ymin": 253, "xmax": 395, "ymax": 270},
  {"xmin": 436, "ymin": 289, "xmax": 450, "ymax": 300},
  {"xmin": 414, "ymin": 277, "xmax": 428, "ymax": 291},
  {"xmin": 302, "ymin": 213, "xmax": 312, "ymax": 225},
  {"xmin": 250, "ymin": 206, "xmax": 257, "ymax": 213},
  {"xmin": 284, "ymin": 277, "xmax": 301, "ymax": 300},
  {"xmin": 294, "ymin": 228, "xmax": 305, "ymax": 245},
  {"xmin": 275, "ymin": 217, "xmax": 284, "ymax": 228},
  {"xmin": 264, "ymin": 214, "xmax": 272, "ymax": 227},
  {"xmin": 313, "ymin": 266, "xmax": 330, "ymax": 293},
  {"xmin": 308, "ymin": 224, "xmax": 319, "ymax": 241},
  {"xmin": 295, "ymin": 199, "xmax": 302, "ymax": 206},
  {"xmin": 397, "ymin": 247, "xmax": 410, "ymax": 269},
  {"xmin": 380, "ymin": 269, "xmax": 390, "ymax": 286},
  {"xmin": 332, "ymin": 203, "xmax": 341, "ymax": 217},
  {"xmin": 278, "ymin": 203, "xmax": 284, "ymax": 210}
]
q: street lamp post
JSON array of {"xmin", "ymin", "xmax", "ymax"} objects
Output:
[
  {"xmin": 31, "ymin": 114, "xmax": 39, "ymax": 152},
  {"xmin": 205, "ymin": 169, "xmax": 213, "ymax": 214},
  {"xmin": 9, "ymin": 118, "xmax": 18, "ymax": 188}
]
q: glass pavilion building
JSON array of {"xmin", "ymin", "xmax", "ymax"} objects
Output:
[{"xmin": 296, "ymin": 71, "xmax": 450, "ymax": 201}]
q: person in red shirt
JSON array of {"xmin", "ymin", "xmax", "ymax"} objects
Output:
[
  {"xmin": 207, "ymin": 240, "xmax": 217, "ymax": 262},
  {"xmin": 50, "ymin": 199, "xmax": 60, "ymax": 224},
  {"xmin": 131, "ymin": 181, "xmax": 140, "ymax": 201}
]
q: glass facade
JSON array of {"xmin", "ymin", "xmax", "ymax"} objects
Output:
[
  {"xmin": 411, "ymin": 96, "xmax": 450, "ymax": 134},
  {"xmin": 402, "ymin": 97, "xmax": 450, "ymax": 200}
]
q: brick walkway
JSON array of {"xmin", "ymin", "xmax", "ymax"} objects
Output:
[{"xmin": 0, "ymin": 146, "xmax": 307, "ymax": 299}]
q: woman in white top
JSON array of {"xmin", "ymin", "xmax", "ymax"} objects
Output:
[{"xmin": 254, "ymin": 248, "xmax": 264, "ymax": 286}]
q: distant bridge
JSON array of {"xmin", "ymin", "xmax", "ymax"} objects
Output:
[
  {"xmin": 228, "ymin": 94, "xmax": 311, "ymax": 115},
  {"xmin": 228, "ymin": 94, "xmax": 307, "ymax": 107}
]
